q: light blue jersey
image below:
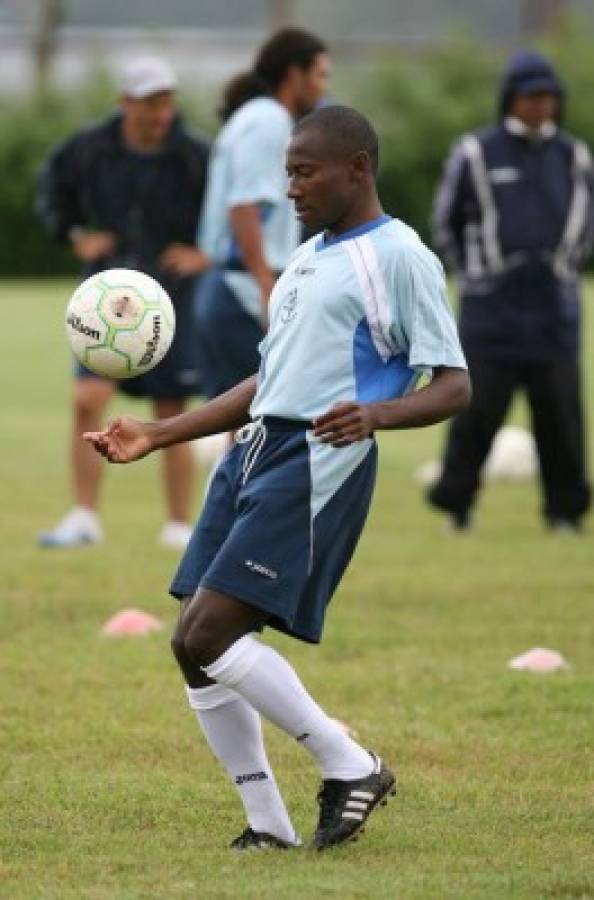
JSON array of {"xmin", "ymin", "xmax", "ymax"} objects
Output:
[
  {"xmin": 198, "ymin": 97, "xmax": 301, "ymax": 319},
  {"xmin": 252, "ymin": 215, "xmax": 467, "ymax": 420},
  {"xmin": 250, "ymin": 216, "xmax": 466, "ymax": 522},
  {"xmin": 250, "ymin": 215, "xmax": 467, "ymax": 513}
]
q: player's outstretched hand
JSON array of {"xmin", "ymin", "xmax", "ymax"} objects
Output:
[
  {"xmin": 83, "ymin": 416, "xmax": 154, "ymax": 464},
  {"xmin": 313, "ymin": 402, "xmax": 376, "ymax": 447}
]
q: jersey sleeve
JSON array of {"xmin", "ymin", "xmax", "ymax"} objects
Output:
[
  {"xmin": 226, "ymin": 113, "xmax": 289, "ymax": 208},
  {"xmin": 388, "ymin": 241, "xmax": 467, "ymax": 372}
]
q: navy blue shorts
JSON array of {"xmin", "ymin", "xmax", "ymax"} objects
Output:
[
  {"xmin": 76, "ymin": 284, "xmax": 202, "ymax": 399},
  {"xmin": 194, "ymin": 269, "xmax": 264, "ymax": 400},
  {"xmin": 170, "ymin": 417, "xmax": 377, "ymax": 644}
]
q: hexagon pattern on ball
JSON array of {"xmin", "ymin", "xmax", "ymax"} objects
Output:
[{"xmin": 65, "ymin": 269, "xmax": 175, "ymax": 379}]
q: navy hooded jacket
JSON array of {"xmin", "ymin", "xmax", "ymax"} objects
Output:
[{"xmin": 432, "ymin": 52, "xmax": 594, "ymax": 361}]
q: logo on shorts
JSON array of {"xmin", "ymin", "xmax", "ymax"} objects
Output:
[
  {"xmin": 245, "ymin": 559, "xmax": 278, "ymax": 580},
  {"xmin": 280, "ymin": 288, "xmax": 298, "ymax": 324},
  {"xmin": 235, "ymin": 771, "xmax": 269, "ymax": 785},
  {"xmin": 294, "ymin": 266, "xmax": 316, "ymax": 277}
]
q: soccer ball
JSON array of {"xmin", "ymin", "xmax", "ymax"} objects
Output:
[
  {"xmin": 65, "ymin": 268, "xmax": 175, "ymax": 379},
  {"xmin": 484, "ymin": 426, "xmax": 538, "ymax": 481},
  {"xmin": 414, "ymin": 426, "xmax": 539, "ymax": 486}
]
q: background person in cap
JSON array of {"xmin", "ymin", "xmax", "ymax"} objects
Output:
[
  {"xmin": 36, "ymin": 57, "xmax": 210, "ymax": 549},
  {"xmin": 428, "ymin": 51, "xmax": 593, "ymax": 532}
]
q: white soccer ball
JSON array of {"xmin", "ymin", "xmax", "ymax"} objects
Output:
[
  {"xmin": 65, "ymin": 268, "xmax": 175, "ymax": 379},
  {"xmin": 484, "ymin": 427, "xmax": 539, "ymax": 481},
  {"xmin": 414, "ymin": 426, "xmax": 539, "ymax": 486}
]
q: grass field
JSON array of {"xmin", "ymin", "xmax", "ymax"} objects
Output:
[{"xmin": 1, "ymin": 278, "xmax": 593, "ymax": 900}]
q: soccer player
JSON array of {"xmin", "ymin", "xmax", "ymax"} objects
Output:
[
  {"xmin": 189, "ymin": 28, "xmax": 330, "ymax": 401},
  {"xmin": 84, "ymin": 106, "xmax": 471, "ymax": 850},
  {"xmin": 36, "ymin": 58, "xmax": 210, "ymax": 549}
]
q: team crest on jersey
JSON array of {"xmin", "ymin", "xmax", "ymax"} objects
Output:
[{"xmin": 280, "ymin": 288, "xmax": 298, "ymax": 324}]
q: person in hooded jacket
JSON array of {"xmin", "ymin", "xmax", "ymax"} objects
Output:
[{"xmin": 427, "ymin": 51, "xmax": 593, "ymax": 532}]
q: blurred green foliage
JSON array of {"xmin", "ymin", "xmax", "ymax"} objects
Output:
[
  {"xmin": 0, "ymin": 75, "xmax": 118, "ymax": 275},
  {"xmin": 1, "ymin": 20, "xmax": 594, "ymax": 274}
]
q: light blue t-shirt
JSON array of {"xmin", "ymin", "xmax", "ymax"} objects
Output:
[
  {"xmin": 251, "ymin": 215, "xmax": 467, "ymax": 421},
  {"xmin": 198, "ymin": 97, "xmax": 301, "ymax": 319}
]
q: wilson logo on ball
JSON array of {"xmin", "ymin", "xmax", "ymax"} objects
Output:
[
  {"xmin": 66, "ymin": 312, "xmax": 100, "ymax": 341},
  {"xmin": 138, "ymin": 315, "xmax": 161, "ymax": 367}
]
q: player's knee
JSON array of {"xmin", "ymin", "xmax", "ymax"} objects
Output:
[
  {"xmin": 74, "ymin": 379, "xmax": 112, "ymax": 424},
  {"xmin": 181, "ymin": 606, "xmax": 226, "ymax": 667},
  {"xmin": 170, "ymin": 629, "xmax": 187, "ymax": 667},
  {"xmin": 74, "ymin": 389, "xmax": 97, "ymax": 421}
]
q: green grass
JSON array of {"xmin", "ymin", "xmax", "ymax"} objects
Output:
[{"xmin": 1, "ymin": 278, "xmax": 593, "ymax": 900}]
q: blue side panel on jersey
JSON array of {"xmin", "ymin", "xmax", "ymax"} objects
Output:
[{"xmin": 353, "ymin": 318, "xmax": 419, "ymax": 403}]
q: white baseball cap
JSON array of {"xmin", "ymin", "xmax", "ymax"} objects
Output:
[{"xmin": 120, "ymin": 57, "xmax": 178, "ymax": 99}]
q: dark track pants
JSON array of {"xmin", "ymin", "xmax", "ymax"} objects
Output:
[{"xmin": 428, "ymin": 356, "xmax": 591, "ymax": 524}]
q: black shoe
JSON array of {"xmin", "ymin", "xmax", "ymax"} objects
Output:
[
  {"xmin": 230, "ymin": 827, "xmax": 299, "ymax": 851},
  {"xmin": 311, "ymin": 753, "xmax": 396, "ymax": 850},
  {"xmin": 427, "ymin": 489, "xmax": 472, "ymax": 532}
]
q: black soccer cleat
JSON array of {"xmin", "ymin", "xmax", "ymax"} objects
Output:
[
  {"xmin": 230, "ymin": 827, "xmax": 300, "ymax": 851},
  {"xmin": 311, "ymin": 753, "xmax": 397, "ymax": 850}
]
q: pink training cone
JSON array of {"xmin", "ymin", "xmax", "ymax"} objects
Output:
[
  {"xmin": 508, "ymin": 647, "xmax": 569, "ymax": 672},
  {"xmin": 101, "ymin": 609, "xmax": 164, "ymax": 637}
]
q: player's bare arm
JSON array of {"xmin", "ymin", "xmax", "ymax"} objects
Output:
[
  {"xmin": 313, "ymin": 367, "xmax": 471, "ymax": 447},
  {"xmin": 229, "ymin": 205, "xmax": 276, "ymax": 314},
  {"xmin": 84, "ymin": 375, "xmax": 257, "ymax": 463}
]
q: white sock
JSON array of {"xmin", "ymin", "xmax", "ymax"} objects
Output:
[
  {"xmin": 203, "ymin": 635, "xmax": 374, "ymax": 781},
  {"xmin": 186, "ymin": 683, "xmax": 297, "ymax": 843}
]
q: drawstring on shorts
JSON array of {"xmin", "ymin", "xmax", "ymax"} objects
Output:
[{"xmin": 236, "ymin": 418, "xmax": 267, "ymax": 484}]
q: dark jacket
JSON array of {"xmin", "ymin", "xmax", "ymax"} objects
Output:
[
  {"xmin": 432, "ymin": 54, "xmax": 593, "ymax": 361},
  {"xmin": 36, "ymin": 112, "xmax": 210, "ymax": 302}
]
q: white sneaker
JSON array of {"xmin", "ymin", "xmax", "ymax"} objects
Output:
[
  {"xmin": 38, "ymin": 507, "xmax": 103, "ymax": 548},
  {"xmin": 159, "ymin": 521, "xmax": 193, "ymax": 549}
]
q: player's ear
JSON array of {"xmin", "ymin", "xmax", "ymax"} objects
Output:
[{"xmin": 351, "ymin": 150, "xmax": 372, "ymax": 180}]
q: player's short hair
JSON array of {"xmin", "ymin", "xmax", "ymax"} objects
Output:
[
  {"xmin": 293, "ymin": 105, "xmax": 380, "ymax": 174},
  {"xmin": 254, "ymin": 28, "xmax": 327, "ymax": 90}
]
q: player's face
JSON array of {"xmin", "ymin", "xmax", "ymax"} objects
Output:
[
  {"xmin": 509, "ymin": 91, "xmax": 558, "ymax": 128},
  {"xmin": 292, "ymin": 52, "xmax": 332, "ymax": 117},
  {"xmin": 287, "ymin": 130, "xmax": 361, "ymax": 232},
  {"xmin": 122, "ymin": 91, "xmax": 177, "ymax": 147}
]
